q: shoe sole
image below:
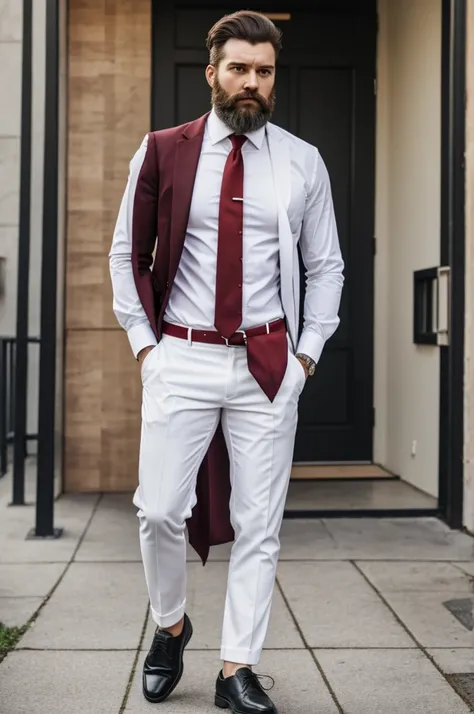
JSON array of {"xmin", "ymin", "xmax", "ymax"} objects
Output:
[
  {"xmin": 215, "ymin": 694, "xmax": 230, "ymax": 709},
  {"xmin": 142, "ymin": 619, "xmax": 193, "ymax": 704},
  {"xmin": 215, "ymin": 694, "xmax": 277, "ymax": 713}
]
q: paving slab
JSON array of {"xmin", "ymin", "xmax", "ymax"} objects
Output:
[
  {"xmin": 278, "ymin": 519, "xmax": 343, "ymax": 560},
  {"xmin": 20, "ymin": 562, "xmax": 148, "ymax": 649},
  {"xmin": 0, "ymin": 495, "xmax": 99, "ymax": 563},
  {"xmin": 0, "ymin": 563, "xmax": 66, "ymax": 597},
  {"xmin": 277, "ymin": 561, "xmax": 413, "ymax": 648},
  {"xmin": 383, "ymin": 591, "xmax": 474, "ymax": 647},
  {"xmin": 454, "ymin": 563, "xmax": 474, "ymax": 577},
  {"xmin": 0, "ymin": 597, "xmax": 43, "ymax": 628},
  {"xmin": 323, "ymin": 518, "xmax": 474, "ymax": 560},
  {"xmin": 428, "ymin": 649, "xmax": 474, "ymax": 674},
  {"xmin": 356, "ymin": 561, "xmax": 474, "ymax": 592},
  {"xmin": 142, "ymin": 562, "xmax": 303, "ymax": 651},
  {"xmin": 75, "ymin": 494, "xmax": 141, "ymax": 561},
  {"xmin": 126, "ymin": 650, "xmax": 338, "ymax": 713},
  {"xmin": 0, "ymin": 649, "xmax": 134, "ymax": 714},
  {"xmin": 315, "ymin": 648, "xmax": 471, "ymax": 713}
]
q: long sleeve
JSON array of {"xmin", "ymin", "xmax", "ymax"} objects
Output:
[
  {"xmin": 109, "ymin": 134, "xmax": 158, "ymax": 358},
  {"xmin": 296, "ymin": 150, "xmax": 344, "ymax": 363}
]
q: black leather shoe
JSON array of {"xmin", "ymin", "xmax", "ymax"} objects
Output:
[
  {"xmin": 142, "ymin": 613, "xmax": 193, "ymax": 703},
  {"xmin": 215, "ymin": 668, "xmax": 277, "ymax": 713}
]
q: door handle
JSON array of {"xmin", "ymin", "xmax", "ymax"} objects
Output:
[
  {"xmin": 436, "ymin": 266, "xmax": 450, "ymax": 346},
  {"xmin": 413, "ymin": 266, "xmax": 450, "ymax": 346}
]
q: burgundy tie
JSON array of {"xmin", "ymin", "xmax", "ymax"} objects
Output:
[
  {"xmin": 214, "ymin": 134, "xmax": 247, "ymax": 338},
  {"xmin": 214, "ymin": 134, "xmax": 288, "ymax": 403}
]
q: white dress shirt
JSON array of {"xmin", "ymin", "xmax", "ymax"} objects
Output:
[
  {"xmin": 165, "ymin": 110, "xmax": 283, "ymax": 330},
  {"xmin": 110, "ymin": 113, "xmax": 344, "ymax": 364}
]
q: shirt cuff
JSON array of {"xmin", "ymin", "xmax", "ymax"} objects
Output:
[
  {"xmin": 296, "ymin": 330, "xmax": 325, "ymax": 364},
  {"xmin": 127, "ymin": 322, "xmax": 158, "ymax": 359}
]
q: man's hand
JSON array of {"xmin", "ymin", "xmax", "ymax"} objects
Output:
[
  {"xmin": 296, "ymin": 357, "xmax": 309, "ymax": 379},
  {"xmin": 138, "ymin": 345, "xmax": 155, "ymax": 364}
]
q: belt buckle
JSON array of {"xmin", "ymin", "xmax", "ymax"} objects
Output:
[
  {"xmin": 222, "ymin": 331, "xmax": 247, "ymax": 347},
  {"xmin": 235, "ymin": 330, "xmax": 247, "ymax": 345}
]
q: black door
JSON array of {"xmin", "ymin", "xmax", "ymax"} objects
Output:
[{"xmin": 152, "ymin": 0, "xmax": 376, "ymax": 462}]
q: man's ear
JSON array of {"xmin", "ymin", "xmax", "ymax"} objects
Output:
[{"xmin": 205, "ymin": 64, "xmax": 215, "ymax": 89}]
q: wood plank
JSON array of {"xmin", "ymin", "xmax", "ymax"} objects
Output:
[
  {"xmin": 64, "ymin": 329, "xmax": 142, "ymax": 492},
  {"xmin": 65, "ymin": 0, "xmax": 151, "ymax": 492}
]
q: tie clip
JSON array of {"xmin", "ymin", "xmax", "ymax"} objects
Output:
[{"xmin": 232, "ymin": 197, "xmax": 243, "ymax": 202}]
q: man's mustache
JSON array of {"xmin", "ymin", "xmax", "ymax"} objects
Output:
[{"xmin": 224, "ymin": 91, "xmax": 269, "ymax": 110}]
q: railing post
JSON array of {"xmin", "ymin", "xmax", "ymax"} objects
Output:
[
  {"xmin": 30, "ymin": 0, "xmax": 62, "ymax": 540},
  {"xmin": 12, "ymin": 0, "xmax": 34, "ymax": 506}
]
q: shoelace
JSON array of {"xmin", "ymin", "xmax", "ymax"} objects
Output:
[
  {"xmin": 255, "ymin": 673, "xmax": 275, "ymax": 691},
  {"xmin": 241, "ymin": 670, "xmax": 275, "ymax": 692},
  {"xmin": 151, "ymin": 631, "xmax": 172, "ymax": 659}
]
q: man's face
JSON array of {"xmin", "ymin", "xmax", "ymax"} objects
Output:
[{"xmin": 206, "ymin": 39, "xmax": 276, "ymax": 134}]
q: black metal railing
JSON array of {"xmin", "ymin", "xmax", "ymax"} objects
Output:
[{"xmin": 0, "ymin": 336, "xmax": 39, "ymax": 478}]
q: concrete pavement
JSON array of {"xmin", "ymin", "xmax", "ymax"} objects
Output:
[{"xmin": 1, "ymin": 466, "xmax": 474, "ymax": 713}]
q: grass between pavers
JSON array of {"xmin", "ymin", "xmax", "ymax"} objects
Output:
[{"xmin": 0, "ymin": 623, "xmax": 29, "ymax": 663}]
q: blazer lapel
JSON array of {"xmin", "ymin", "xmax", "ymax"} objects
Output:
[
  {"xmin": 169, "ymin": 113, "xmax": 209, "ymax": 286},
  {"xmin": 267, "ymin": 124, "xmax": 297, "ymax": 348}
]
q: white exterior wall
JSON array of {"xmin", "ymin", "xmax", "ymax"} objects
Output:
[
  {"xmin": 463, "ymin": 0, "xmax": 474, "ymax": 533},
  {"xmin": 0, "ymin": 0, "xmax": 46, "ymax": 445},
  {"xmin": 0, "ymin": 1, "xmax": 22, "ymax": 334},
  {"xmin": 374, "ymin": 0, "xmax": 442, "ymax": 497}
]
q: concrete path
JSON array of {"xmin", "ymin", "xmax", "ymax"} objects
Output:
[{"xmin": 1, "ymin": 468, "xmax": 474, "ymax": 713}]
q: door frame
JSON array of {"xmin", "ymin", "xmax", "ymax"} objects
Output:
[{"xmin": 438, "ymin": 0, "xmax": 466, "ymax": 528}]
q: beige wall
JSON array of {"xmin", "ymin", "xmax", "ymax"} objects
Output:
[
  {"xmin": 375, "ymin": 0, "xmax": 442, "ymax": 497},
  {"xmin": 464, "ymin": 0, "xmax": 474, "ymax": 532}
]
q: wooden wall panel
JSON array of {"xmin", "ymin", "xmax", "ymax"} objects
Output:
[{"xmin": 65, "ymin": 0, "xmax": 151, "ymax": 491}]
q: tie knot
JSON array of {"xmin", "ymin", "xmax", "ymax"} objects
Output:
[{"xmin": 230, "ymin": 134, "xmax": 247, "ymax": 151}]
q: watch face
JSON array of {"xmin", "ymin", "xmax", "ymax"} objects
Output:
[{"xmin": 308, "ymin": 362, "xmax": 316, "ymax": 376}]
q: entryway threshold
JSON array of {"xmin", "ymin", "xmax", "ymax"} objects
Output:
[
  {"xmin": 284, "ymin": 477, "xmax": 438, "ymax": 516},
  {"xmin": 291, "ymin": 464, "xmax": 395, "ymax": 480}
]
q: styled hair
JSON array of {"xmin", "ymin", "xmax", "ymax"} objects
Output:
[{"xmin": 206, "ymin": 10, "xmax": 283, "ymax": 66}]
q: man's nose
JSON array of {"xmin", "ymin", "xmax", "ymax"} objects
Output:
[{"xmin": 243, "ymin": 71, "xmax": 259, "ymax": 91}]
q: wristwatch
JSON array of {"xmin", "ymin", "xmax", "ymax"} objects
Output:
[{"xmin": 295, "ymin": 353, "xmax": 316, "ymax": 377}]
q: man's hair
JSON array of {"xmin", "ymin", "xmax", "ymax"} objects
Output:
[{"xmin": 206, "ymin": 10, "xmax": 283, "ymax": 66}]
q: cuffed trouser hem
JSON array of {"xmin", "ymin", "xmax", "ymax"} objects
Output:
[
  {"xmin": 150, "ymin": 600, "xmax": 186, "ymax": 628},
  {"xmin": 220, "ymin": 646, "xmax": 261, "ymax": 666}
]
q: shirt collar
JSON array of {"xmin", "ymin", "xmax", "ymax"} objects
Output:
[{"xmin": 207, "ymin": 107, "xmax": 266, "ymax": 149}]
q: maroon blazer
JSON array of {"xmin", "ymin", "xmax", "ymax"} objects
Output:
[{"xmin": 131, "ymin": 113, "xmax": 234, "ymax": 565}]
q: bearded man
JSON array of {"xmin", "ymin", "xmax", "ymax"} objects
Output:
[{"xmin": 109, "ymin": 9, "xmax": 344, "ymax": 713}]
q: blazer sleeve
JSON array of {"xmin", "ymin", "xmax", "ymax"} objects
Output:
[
  {"xmin": 296, "ymin": 149, "xmax": 345, "ymax": 363},
  {"xmin": 109, "ymin": 133, "xmax": 159, "ymax": 359}
]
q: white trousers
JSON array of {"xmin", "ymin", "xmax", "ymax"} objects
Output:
[{"xmin": 133, "ymin": 332, "xmax": 305, "ymax": 665}]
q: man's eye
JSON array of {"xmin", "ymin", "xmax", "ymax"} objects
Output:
[{"xmin": 259, "ymin": 70, "xmax": 271, "ymax": 76}]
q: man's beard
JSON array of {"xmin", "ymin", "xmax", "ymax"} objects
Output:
[{"xmin": 212, "ymin": 78, "xmax": 275, "ymax": 134}]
